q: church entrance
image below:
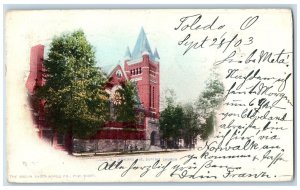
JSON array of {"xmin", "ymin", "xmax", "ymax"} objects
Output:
[{"xmin": 150, "ymin": 131, "xmax": 156, "ymax": 145}]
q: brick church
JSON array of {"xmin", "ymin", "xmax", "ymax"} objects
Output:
[{"xmin": 26, "ymin": 27, "xmax": 161, "ymax": 153}]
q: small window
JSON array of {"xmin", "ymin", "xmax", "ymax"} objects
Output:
[{"xmin": 139, "ymin": 68, "xmax": 142, "ymax": 74}]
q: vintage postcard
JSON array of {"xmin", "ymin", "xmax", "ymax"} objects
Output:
[{"xmin": 5, "ymin": 9, "xmax": 294, "ymax": 183}]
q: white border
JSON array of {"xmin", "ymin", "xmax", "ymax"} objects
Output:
[{"xmin": 1, "ymin": 1, "xmax": 299, "ymax": 190}]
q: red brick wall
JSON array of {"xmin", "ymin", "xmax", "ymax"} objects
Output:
[
  {"xmin": 26, "ymin": 45, "xmax": 44, "ymax": 95},
  {"xmin": 124, "ymin": 54, "xmax": 160, "ymax": 117}
]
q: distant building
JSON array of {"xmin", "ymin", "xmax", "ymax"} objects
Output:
[{"xmin": 26, "ymin": 28, "xmax": 160, "ymax": 153}]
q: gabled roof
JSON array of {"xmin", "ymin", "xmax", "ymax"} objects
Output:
[
  {"xmin": 101, "ymin": 64, "xmax": 117, "ymax": 75},
  {"xmin": 131, "ymin": 27, "xmax": 154, "ymax": 60},
  {"xmin": 105, "ymin": 63, "xmax": 128, "ymax": 81}
]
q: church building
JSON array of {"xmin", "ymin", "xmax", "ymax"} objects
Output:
[{"xmin": 26, "ymin": 27, "xmax": 161, "ymax": 153}]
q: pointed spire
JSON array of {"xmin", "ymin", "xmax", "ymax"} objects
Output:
[
  {"xmin": 132, "ymin": 27, "xmax": 154, "ymax": 60},
  {"xmin": 142, "ymin": 45, "xmax": 150, "ymax": 56},
  {"xmin": 153, "ymin": 48, "xmax": 160, "ymax": 60},
  {"xmin": 124, "ymin": 46, "xmax": 131, "ymax": 60}
]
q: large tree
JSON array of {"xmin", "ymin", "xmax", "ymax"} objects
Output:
[
  {"xmin": 182, "ymin": 104, "xmax": 201, "ymax": 148},
  {"xmin": 199, "ymin": 113, "xmax": 216, "ymax": 140},
  {"xmin": 159, "ymin": 95, "xmax": 184, "ymax": 148},
  {"xmin": 37, "ymin": 30, "xmax": 109, "ymax": 138},
  {"xmin": 160, "ymin": 73, "xmax": 224, "ymax": 147},
  {"xmin": 196, "ymin": 75, "xmax": 224, "ymax": 140}
]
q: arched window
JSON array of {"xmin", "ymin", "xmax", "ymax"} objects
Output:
[
  {"xmin": 116, "ymin": 70, "xmax": 122, "ymax": 78},
  {"xmin": 149, "ymin": 85, "xmax": 152, "ymax": 107},
  {"xmin": 152, "ymin": 86, "xmax": 155, "ymax": 108},
  {"xmin": 150, "ymin": 131, "xmax": 156, "ymax": 145}
]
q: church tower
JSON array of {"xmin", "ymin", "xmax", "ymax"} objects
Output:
[
  {"xmin": 124, "ymin": 27, "xmax": 160, "ymax": 146},
  {"xmin": 124, "ymin": 27, "xmax": 160, "ymax": 118}
]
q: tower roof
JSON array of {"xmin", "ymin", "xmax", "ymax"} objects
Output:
[
  {"xmin": 124, "ymin": 46, "xmax": 132, "ymax": 59},
  {"xmin": 153, "ymin": 48, "xmax": 160, "ymax": 60},
  {"xmin": 131, "ymin": 27, "xmax": 154, "ymax": 60}
]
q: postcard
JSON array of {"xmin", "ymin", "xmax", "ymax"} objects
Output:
[{"xmin": 5, "ymin": 9, "xmax": 293, "ymax": 183}]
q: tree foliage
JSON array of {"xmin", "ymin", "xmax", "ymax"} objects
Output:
[
  {"xmin": 114, "ymin": 81, "xmax": 140, "ymax": 123},
  {"xmin": 159, "ymin": 96, "xmax": 184, "ymax": 146},
  {"xmin": 36, "ymin": 30, "xmax": 109, "ymax": 138},
  {"xmin": 160, "ymin": 74, "xmax": 224, "ymax": 147},
  {"xmin": 160, "ymin": 100, "xmax": 202, "ymax": 148},
  {"xmin": 182, "ymin": 104, "xmax": 201, "ymax": 147},
  {"xmin": 197, "ymin": 78, "xmax": 224, "ymax": 117},
  {"xmin": 196, "ymin": 76, "xmax": 224, "ymax": 139},
  {"xmin": 199, "ymin": 113, "xmax": 216, "ymax": 140}
]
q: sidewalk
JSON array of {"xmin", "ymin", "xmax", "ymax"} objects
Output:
[{"xmin": 72, "ymin": 148, "xmax": 189, "ymax": 157}]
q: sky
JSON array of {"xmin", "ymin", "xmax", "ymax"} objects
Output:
[{"xmin": 8, "ymin": 10, "xmax": 217, "ymax": 104}]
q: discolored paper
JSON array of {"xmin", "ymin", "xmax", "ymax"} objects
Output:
[{"xmin": 5, "ymin": 9, "xmax": 294, "ymax": 183}]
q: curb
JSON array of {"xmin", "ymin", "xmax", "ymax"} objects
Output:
[{"xmin": 72, "ymin": 149, "xmax": 189, "ymax": 157}]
